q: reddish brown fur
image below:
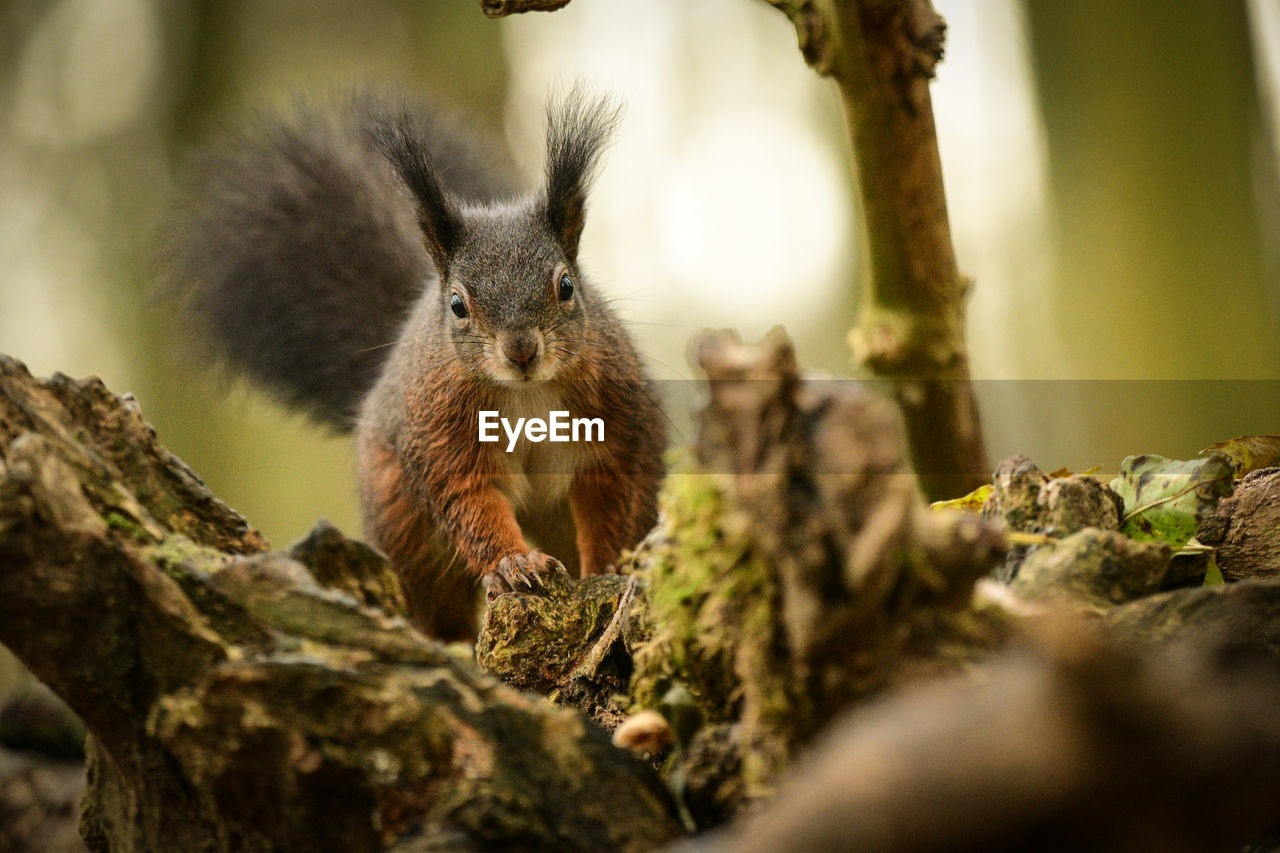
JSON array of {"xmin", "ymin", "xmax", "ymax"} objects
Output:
[
  {"xmin": 358, "ymin": 432, "xmax": 488, "ymax": 640},
  {"xmin": 358, "ymin": 325, "xmax": 663, "ymax": 640},
  {"xmin": 562, "ymin": 353, "xmax": 661, "ymax": 574},
  {"xmin": 571, "ymin": 468, "xmax": 639, "ymax": 576}
]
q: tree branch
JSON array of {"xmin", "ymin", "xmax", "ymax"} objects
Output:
[
  {"xmin": 479, "ymin": 0, "xmax": 573, "ymax": 18},
  {"xmin": 764, "ymin": 0, "xmax": 988, "ymax": 499}
]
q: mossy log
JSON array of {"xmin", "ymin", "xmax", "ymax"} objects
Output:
[
  {"xmin": 7, "ymin": 341, "xmax": 1280, "ymax": 851},
  {"xmin": 1, "ymin": 328, "xmax": 1016, "ymax": 845},
  {"xmin": 481, "ymin": 329, "xmax": 1012, "ymax": 825},
  {"xmin": 0, "ymin": 354, "xmax": 681, "ymax": 852}
]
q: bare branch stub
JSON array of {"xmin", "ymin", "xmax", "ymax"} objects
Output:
[
  {"xmin": 762, "ymin": 1, "xmax": 832, "ymax": 72},
  {"xmin": 904, "ymin": 0, "xmax": 946, "ymax": 75},
  {"xmin": 480, "ymin": 0, "xmax": 572, "ymax": 18}
]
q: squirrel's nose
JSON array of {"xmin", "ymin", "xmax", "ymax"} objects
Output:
[{"xmin": 503, "ymin": 334, "xmax": 540, "ymax": 372}]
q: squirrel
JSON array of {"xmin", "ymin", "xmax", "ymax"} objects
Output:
[{"xmin": 169, "ymin": 90, "xmax": 667, "ymax": 640}]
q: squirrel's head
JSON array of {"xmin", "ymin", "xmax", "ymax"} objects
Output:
[{"xmin": 377, "ymin": 88, "xmax": 619, "ymax": 385}]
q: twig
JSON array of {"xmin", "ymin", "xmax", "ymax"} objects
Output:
[{"xmin": 480, "ymin": 0, "xmax": 573, "ymax": 18}]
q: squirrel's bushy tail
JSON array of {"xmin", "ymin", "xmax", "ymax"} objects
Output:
[{"xmin": 167, "ymin": 94, "xmax": 512, "ymax": 429}]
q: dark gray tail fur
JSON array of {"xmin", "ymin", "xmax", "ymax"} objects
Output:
[{"xmin": 167, "ymin": 94, "xmax": 514, "ymax": 429}]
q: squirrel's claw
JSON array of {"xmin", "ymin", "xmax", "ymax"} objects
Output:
[{"xmin": 486, "ymin": 550, "xmax": 563, "ymax": 596}]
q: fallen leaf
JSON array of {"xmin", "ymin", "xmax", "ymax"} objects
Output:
[
  {"xmin": 931, "ymin": 483, "xmax": 992, "ymax": 513},
  {"xmin": 1201, "ymin": 434, "xmax": 1280, "ymax": 478},
  {"xmin": 1203, "ymin": 554, "xmax": 1225, "ymax": 587},
  {"xmin": 1109, "ymin": 454, "xmax": 1234, "ymax": 549},
  {"xmin": 1047, "ymin": 465, "xmax": 1101, "ymax": 478}
]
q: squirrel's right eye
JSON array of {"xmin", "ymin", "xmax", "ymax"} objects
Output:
[
  {"xmin": 557, "ymin": 273, "xmax": 575, "ymax": 302},
  {"xmin": 450, "ymin": 293, "xmax": 469, "ymax": 319}
]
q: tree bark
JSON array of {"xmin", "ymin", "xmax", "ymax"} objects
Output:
[
  {"xmin": 1197, "ymin": 468, "xmax": 1280, "ymax": 583},
  {"xmin": 478, "ymin": 0, "xmax": 571, "ymax": 16},
  {"xmin": 0, "ymin": 355, "xmax": 682, "ymax": 853}
]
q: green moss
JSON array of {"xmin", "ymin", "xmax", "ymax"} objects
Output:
[
  {"xmin": 630, "ymin": 472, "xmax": 777, "ymax": 727},
  {"xmin": 628, "ymin": 470, "xmax": 811, "ymax": 806},
  {"xmin": 102, "ymin": 509, "xmax": 154, "ymax": 544},
  {"xmin": 632, "ymin": 474, "xmax": 739, "ymax": 718}
]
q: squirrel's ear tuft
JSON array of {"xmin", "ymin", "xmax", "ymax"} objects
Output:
[
  {"xmin": 362, "ymin": 104, "xmax": 463, "ymax": 276},
  {"xmin": 543, "ymin": 86, "xmax": 621, "ymax": 261}
]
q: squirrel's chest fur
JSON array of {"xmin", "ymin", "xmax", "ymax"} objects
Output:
[{"xmin": 489, "ymin": 384, "xmax": 597, "ymax": 512}]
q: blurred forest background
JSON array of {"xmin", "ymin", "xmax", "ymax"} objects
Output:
[{"xmin": 1, "ymin": 0, "xmax": 1279, "ymax": 551}]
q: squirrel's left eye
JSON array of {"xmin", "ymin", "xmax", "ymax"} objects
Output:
[
  {"xmin": 450, "ymin": 293, "xmax": 469, "ymax": 319},
  {"xmin": 557, "ymin": 273, "xmax": 574, "ymax": 302}
]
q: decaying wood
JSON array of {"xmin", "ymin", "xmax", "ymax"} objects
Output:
[
  {"xmin": 761, "ymin": 0, "xmax": 988, "ymax": 500},
  {"xmin": 5, "ymin": 341, "xmax": 1280, "ymax": 850},
  {"xmin": 0, "ymin": 354, "xmax": 682, "ymax": 852},
  {"xmin": 676, "ymin": 618, "xmax": 1280, "ymax": 853},
  {"xmin": 1198, "ymin": 467, "xmax": 1280, "ymax": 582},
  {"xmin": 624, "ymin": 329, "xmax": 1008, "ymax": 814},
  {"xmin": 477, "ymin": 571, "xmax": 647, "ymax": 730}
]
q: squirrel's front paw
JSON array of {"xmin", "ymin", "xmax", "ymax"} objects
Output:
[{"xmin": 484, "ymin": 550, "xmax": 567, "ymax": 595}]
